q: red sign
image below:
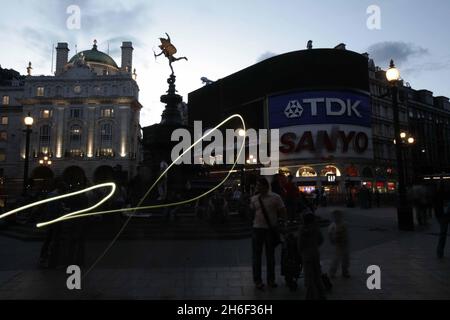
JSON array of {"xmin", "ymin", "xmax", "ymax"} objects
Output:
[{"xmin": 280, "ymin": 130, "xmax": 369, "ymax": 154}]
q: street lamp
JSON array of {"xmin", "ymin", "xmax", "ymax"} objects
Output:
[
  {"xmin": 386, "ymin": 60, "xmax": 414, "ymax": 231},
  {"xmin": 39, "ymin": 155, "xmax": 52, "ymax": 166},
  {"xmin": 23, "ymin": 113, "xmax": 34, "ymax": 195}
]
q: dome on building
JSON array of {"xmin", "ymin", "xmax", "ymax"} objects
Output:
[{"xmin": 68, "ymin": 41, "xmax": 119, "ymax": 69}]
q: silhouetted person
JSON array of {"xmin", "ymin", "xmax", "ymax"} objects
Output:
[
  {"xmin": 434, "ymin": 183, "xmax": 450, "ymax": 258},
  {"xmin": 208, "ymin": 189, "xmax": 228, "ymax": 224},
  {"xmin": 250, "ymin": 177, "xmax": 286, "ymax": 290},
  {"xmin": 285, "ymin": 175, "xmax": 299, "ymax": 222},
  {"xmin": 412, "ymin": 184, "xmax": 429, "ymax": 226},
  {"xmin": 298, "ymin": 212, "xmax": 325, "ymax": 300},
  {"xmin": 312, "ymin": 189, "xmax": 320, "ymax": 207},
  {"xmin": 62, "ymin": 179, "xmax": 88, "ymax": 267},
  {"xmin": 374, "ymin": 189, "xmax": 381, "ymax": 208},
  {"xmin": 39, "ymin": 178, "xmax": 67, "ymax": 268},
  {"xmin": 367, "ymin": 188, "xmax": 372, "ymax": 209},
  {"xmin": 328, "ymin": 210, "xmax": 350, "ymax": 278},
  {"xmin": 270, "ymin": 174, "xmax": 285, "ymax": 199}
]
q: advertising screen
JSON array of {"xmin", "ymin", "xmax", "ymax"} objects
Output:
[{"xmin": 268, "ymin": 91, "xmax": 373, "ymax": 160}]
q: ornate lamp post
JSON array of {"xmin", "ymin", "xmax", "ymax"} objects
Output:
[
  {"xmin": 22, "ymin": 113, "xmax": 34, "ymax": 196},
  {"xmin": 38, "ymin": 155, "xmax": 52, "ymax": 166},
  {"xmin": 386, "ymin": 60, "xmax": 414, "ymax": 231}
]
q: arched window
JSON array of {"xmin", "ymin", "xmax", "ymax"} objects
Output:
[
  {"xmin": 70, "ymin": 125, "xmax": 81, "ymax": 142},
  {"xmin": 296, "ymin": 166, "xmax": 317, "ymax": 177},
  {"xmin": 345, "ymin": 165, "xmax": 359, "ymax": 177},
  {"xmin": 56, "ymin": 86, "xmax": 62, "ymax": 96},
  {"xmin": 321, "ymin": 165, "xmax": 341, "ymax": 177}
]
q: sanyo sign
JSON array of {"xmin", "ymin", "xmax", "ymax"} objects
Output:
[{"xmin": 269, "ymin": 90, "xmax": 373, "ymax": 161}]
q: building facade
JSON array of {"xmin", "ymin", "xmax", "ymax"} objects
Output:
[
  {"xmin": 369, "ymin": 60, "xmax": 450, "ymax": 190},
  {"xmin": 1, "ymin": 41, "xmax": 143, "ymax": 197},
  {"xmin": 0, "ymin": 67, "xmax": 25, "ymax": 201},
  {"xmin": 187, "ymin": 44, "xmax": 450, "ymax": 196}
]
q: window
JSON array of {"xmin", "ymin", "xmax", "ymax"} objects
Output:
[
  {"xmin": 69, "ymin": 149, "xmax": 83, "ymax": 157},
  {"xmin": 70, "ymin": 108, "xmax": 82, "ymax": 118},
  {"xmin": 0, "ymin": 117, "xmax": 7, "ymax": 125},
  {"xmin": 0, "ymin": 131, "xmax": 7, "ymax": 141},
  {"xmin": 73, "ymin": 85, "xmax": 81, "ymax": 94},
  {"xmin": 69, "ymin": 125, "xmax": 82, "ymax": 148},
  {"xmin": 100, "ymin": 123, "xmax": 113, "ymax": 142},
  {"xmin": 36, "ymin": 87, "xmax": 45, "ymax": 97},
  {"xmin": 99, "ymin": 148, "xmax": 114, "ymax": 157},
  {"xmin": 40, "ymin": 146, "xmax": 50, "ymax": 155},
  {"xmin": 39, "ymin": 125, "xmax": 51, "ymax": 154},
  {"xmin": 2, "ymin": 96, "xmax": 9, "ymax": 105},
  {"xmin": 40, "ymin": 109, "xmax": 52, "ymax": 119},
  {"xmin": 101, "ymin": 108, "xmax": 114, "ymax": 117},
  {"xmin": 0, "ymin": 149, "xmax": 5, "ymax": 161}
]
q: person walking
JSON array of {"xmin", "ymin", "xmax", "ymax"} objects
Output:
[
  {"xmin": 270, "ymin": 173, "xmax": 286, "ymax": 200},
  {"xmin": 38, "ymin": 178, "xmax": 67, "ymax": 268},
  {"xmin": 62, "ymin": 179, "xmax": 88, "ymax": 267},
  {"xmin": 328, "ymin": 210, "xmax": 350, "ymax": 278},
  {"xmin": 285, "ymin": 175, "xmax": 299, "ymax": 222},
  {"xmin": 298, "ymin": 211, "xmax": 326, "ymax": 300},
  {"xmin": 374, "ymin": 189, "xmax": 381, "ymax": 208},
  {"xmin": 250, "ymin": 177, "xmax": 286, "ymax": 290},
  {"xmin": 434, "ymin": 182, "xmax": 450, "ymax": 258}
]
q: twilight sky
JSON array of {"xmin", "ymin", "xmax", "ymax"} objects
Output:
[{"xmin": 0, "ymin": 0, "xmax": 449, "ymax": 126}]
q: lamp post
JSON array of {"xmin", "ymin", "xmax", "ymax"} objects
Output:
[
  {"xmin": 386, "ymin": 60, "xmax": 414, "ymax": 230},
  {"xmin": 38, "ymin": 155, "xmax": 52, "ymax": 166},
  {"xmin": 394, "ymin": 132, "xmax": 415, "ymax": 184},
  {"xmin": 22, "ymin": 113, "xmax": 34, "ymax": 196}
]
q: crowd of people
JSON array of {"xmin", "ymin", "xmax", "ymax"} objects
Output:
[
  {"xmin": 2, "ymin": 169, "xmax": 449, "ymax": 299},
  {"xmin": 247, "ymin": 175, "xmax": 351, "ymax": 300}
]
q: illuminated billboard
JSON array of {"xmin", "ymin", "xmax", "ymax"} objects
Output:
[{"xmin": 268, "ymin": 90, "xmax": 373, "ymax": 160}]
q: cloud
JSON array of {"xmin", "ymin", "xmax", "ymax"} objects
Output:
[
  {"xmin": 403, "ymin": 60, "xmax": 450, "ymax": 75},
  {"xmin": 256, "ymin": 51, "xmax": 277, "ymax": 62},
  {"xmin": 367, "ymin": 41, "xmax": 428, "ymax": 66}
]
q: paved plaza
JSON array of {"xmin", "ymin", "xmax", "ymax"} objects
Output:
[{"xmin": 0, "ymin": 206, "xmax": 449, "ymax": 300}]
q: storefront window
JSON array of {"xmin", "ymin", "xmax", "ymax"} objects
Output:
[
  {"xmin": 296, "ymin": 166, "xmax": 317, "ymax": 177},
  {"xmin": 321, "ymin": 165, "xmax": 341, "ymax": 177},
  {"xmin": 345, "ymin": 165, "xmax": 358, "ymax": 177},
  {"xmin": 387, "ymin": 182, "xmax": 396, "ymax": 191}
]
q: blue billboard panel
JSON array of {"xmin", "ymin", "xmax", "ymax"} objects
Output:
[{"xmin": 268, "ymin": 91, "xmax": 371, "ymax": 128}]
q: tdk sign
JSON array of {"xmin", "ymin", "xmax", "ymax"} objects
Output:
[
  {"xmin": 284, "ymin": 100, "xmax": 304, "ymax": 118},
  {"xmin": 269, "ymin": 91, "xmax": 371, "ymax": 128}
]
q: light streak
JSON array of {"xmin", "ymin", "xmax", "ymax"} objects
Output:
[
  {"xmin": 0, "ymin": 114, "xmax": 246, "ymax": 277},
  {"xmin": 82, "ymin": 114, "xmax": 246, "ymax": 277},
  {"xmin": 0, "ymin": 182, "xmax": 116, "ymax": 228}
]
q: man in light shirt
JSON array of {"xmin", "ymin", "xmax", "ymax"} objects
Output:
[{"xmin": 250, "ymin": 177, "xmax": 286, "ymax": 290}]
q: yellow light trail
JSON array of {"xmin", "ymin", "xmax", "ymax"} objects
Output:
[
  {"xmin": 0, "ymin": 114, "xmax": 246, "ymax": 277},
  {"xmin": 0, "ymin": 182, "xmax": 116, "ymax": 227}
]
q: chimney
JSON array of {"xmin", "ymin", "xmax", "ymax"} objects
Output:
[
  {"xmin": 121, "ymin": 41, "xmax": 133, "ymax": 73},
  {"xmin": 55, "ymin": 43, "xmax": 69, "ymax": 76}
]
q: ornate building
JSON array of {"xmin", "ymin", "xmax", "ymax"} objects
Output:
[
  {"xmin": 0, "ymin": 67, "xmax": 25, "ymax": 201},
  {"xmin": 5, "ymin": 40, "xmax": 142, "ymax": 192}
]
